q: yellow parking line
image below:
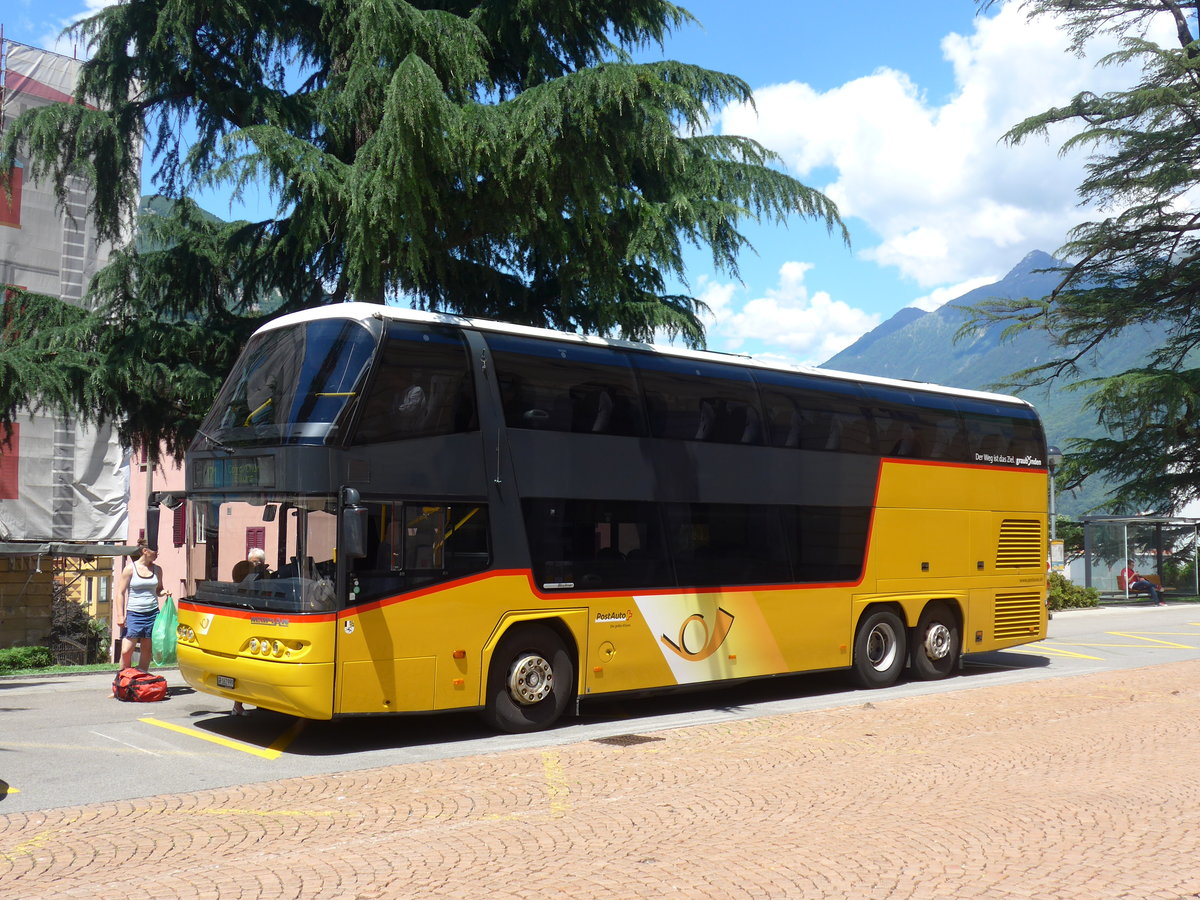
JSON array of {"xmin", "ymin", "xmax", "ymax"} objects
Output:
[
  {"xmin": 139, "ymin": 717, "xmax": 305, "ymax": 759},
  {"xmin": 1120, "ymin": 631, "xmax": 1200, "ymax": 637},
  {"xmin": 1, "ymin": 826, "xmax": 62, "ymax": 862},
  {"xmin": 1010, "ymin": 644, "xmax": 1104, "ymax": 660},
  {"xmin": 1106, "ymin": 631, "xmax": 1195, "ymax": 649},
  {"xmin": 1062, "ymin": 632, "xmax": 1196, "ymax": 650}
]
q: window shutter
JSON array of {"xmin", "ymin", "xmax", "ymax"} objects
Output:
[
  {"xmin": 173, "ymin": 501, "xmax": 187, "ymax": 547},
  {"xmin": 246, "ymin": 527, "xmax": 266, "ymax": 556}
]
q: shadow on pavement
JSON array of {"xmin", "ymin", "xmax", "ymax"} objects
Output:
[{"xmin": 175, "ymin": 651, "xmax": 1053, "ymax": 759}]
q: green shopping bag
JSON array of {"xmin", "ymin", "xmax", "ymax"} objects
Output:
[{"xmin": 152, "ymin": 595, "xmax": 178, "ymax": 667}]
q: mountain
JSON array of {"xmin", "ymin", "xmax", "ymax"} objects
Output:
[{"xmin": 820, "ymin": 250, "xmax": 1143, "ymax": 516}]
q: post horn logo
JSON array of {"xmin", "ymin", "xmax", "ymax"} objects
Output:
[{"xmin": 660, "ymin": 607, "xmax": 735, "ymax": 661}]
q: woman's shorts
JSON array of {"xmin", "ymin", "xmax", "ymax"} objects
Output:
[{"xmin": 124, "ymin": 607, "xmax": 158, "ymax": 640}]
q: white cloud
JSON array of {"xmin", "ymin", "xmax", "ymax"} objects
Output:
[
  {"xmin": 715, "ymin": 1, "xmax": 1175, "ymax": 287},
  {"xmin": 911, "ymin": 275, "xmax": 999, "ymax": 312},
  {"xmin": 699, "ymin": 263, "xmax": 880, "ymax": 367},
  {"xmin": 25, "ymin": 2, "xmax": 116, "ymax": 56}
]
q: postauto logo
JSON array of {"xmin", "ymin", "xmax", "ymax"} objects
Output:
[{"xmin": 660, "ymin": 607, "xmax": 735, "ymax": 662}]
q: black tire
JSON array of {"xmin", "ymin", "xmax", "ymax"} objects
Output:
[
  {"xmin": 480, "ymin": 623, "xmax": 574, "ymax": 733},
  {"xmin": 851, "ymin": 608, "xmax": 907, "ymax": 689},
  {"xmin": 909, "ymin": 601, "xmax": 961, "ymax": 680}
]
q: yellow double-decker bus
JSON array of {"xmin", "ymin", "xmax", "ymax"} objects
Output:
[{"xmin": 176, "ymin": 303, "xmax": 1048, "ymax": 732}]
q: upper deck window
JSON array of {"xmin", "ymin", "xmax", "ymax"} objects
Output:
[
  {"xmin": 632, "ymin": 354, "xmax": 764, "ymax": 444},
  {"xmin": 353, "ymin": 322, "xmax": 478, "ymax": 443},
  {"xmin": 487, "ymin": 334, "xmax": 647, "ymax": 436},
  {"xmin": 203, "ymin": 318, "xmax": 378, "ymax": 447},
  {"xmin": 755, "ymin": 370, "xmax": 872, "ymax": 453}
]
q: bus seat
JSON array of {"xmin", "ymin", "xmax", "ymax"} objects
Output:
[
  {"xmin": 695, "ymin": 399, "xmax": 716, "ymax": 440},
  {"xmin": 231, "ymin": 560, "xmax": 252, "ymax": 582},
  {"xmin": 740, "ymin": 406, "xmax": 763, "ymax": 445}
]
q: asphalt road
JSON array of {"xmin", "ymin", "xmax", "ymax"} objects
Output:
[{"xmin": 2, "ymin": 601, "xmax": 1196, "ymax": 815}]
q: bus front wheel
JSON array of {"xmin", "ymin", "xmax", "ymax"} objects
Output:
[
  {"xmin": 481, "ymin": 623, "xmax": 574, "ymax": 733},
  {"xmin": 852, "ymin": 608, "xmax": 907, "ymax": 689},
  {"xmin": 910, "ymin": 601, "xmax": 960, "ymax": 680}
]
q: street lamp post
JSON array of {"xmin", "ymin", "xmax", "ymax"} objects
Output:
[{"xmin": 1047, "ymin": 445, "xmax": 1063, "ymax": 543}]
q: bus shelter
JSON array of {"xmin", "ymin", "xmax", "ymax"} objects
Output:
[{"xmin": 1080, "ymin": 515, "xmax": 1200, "ymax": 597}]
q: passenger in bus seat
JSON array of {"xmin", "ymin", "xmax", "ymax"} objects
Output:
[
  {"xmin": 240, "ymin": 547, "xmax": 269, "ymax": 581},
  {"xmin": 395, "ymin": 383, "xmax": 428, "ymax": 429}
]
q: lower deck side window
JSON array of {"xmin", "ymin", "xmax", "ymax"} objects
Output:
[
  {"xmin": 522, "ymin": 499, "xmax": 869, "ymax": 592},
  {"xmin": 349, "ymin": 501, "xmax": 490, "ymax": 603}
]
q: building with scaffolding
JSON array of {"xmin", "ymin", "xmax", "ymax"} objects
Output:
[{"xmin": 1, "ymin": 38, "xmax": 138, "ymax": 653}]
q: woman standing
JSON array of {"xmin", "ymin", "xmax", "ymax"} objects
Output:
[{"xmin": 115, "ymin": 544, "xmax": 170, "ymax": 671}]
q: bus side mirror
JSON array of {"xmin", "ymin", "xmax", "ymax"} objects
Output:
[{"xmin": 341, "ymin": 506, "xmax": 369, "ymax": 560}]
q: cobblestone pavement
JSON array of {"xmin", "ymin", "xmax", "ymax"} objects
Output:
[{"xmin": 3, "ymin": 660, "xmax": 1200, "ymax": 900}]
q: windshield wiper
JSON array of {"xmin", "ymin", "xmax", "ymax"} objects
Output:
[{"xmin": 197, "ymin": 427, "xmax": 234, "ymax": 454}]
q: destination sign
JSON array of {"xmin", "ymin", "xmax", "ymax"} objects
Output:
[{"xmin": 192, "ymin": 455, "xmax": 276, "ymax": 490}]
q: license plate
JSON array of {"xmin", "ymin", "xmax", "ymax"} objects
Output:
[{"xmin": 216, "ymin": 675, "xmax": 236, "ymax": 689}]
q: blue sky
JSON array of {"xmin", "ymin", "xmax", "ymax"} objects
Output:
[{"xmin": 2, "ymin": 1, "xmax": 1160, "ymax": 365}]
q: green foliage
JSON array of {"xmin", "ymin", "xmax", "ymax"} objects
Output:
[
  {"xmin": 0, "ymin": 1, "xmax": 845, "ymax": 454},
  {"xmin": 1053, "ymin": 516, "xmax": 1085, "ymax": 561},
  {"xmin": 50, "ymin": 582, "xmax": 92, "ymax": 644},
  {"xmin": 1163, "ymin": 556, "xmax": 1191, "ymax": 590},
  {"xmin": 1047, "ymin": 571, "xmax": 1099, "ymax": 611},
  {"xmin": 0, "ymin": 646, "xmax": 54, "ymax": 674},
  {"xmin": 969, "ymin": 1, "xmax": 1200, "ymax": 513}
]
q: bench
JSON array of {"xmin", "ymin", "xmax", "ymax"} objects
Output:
[{"xmin": 1115, "ymin": 573, "xmax": 1174, "ymax": 599}]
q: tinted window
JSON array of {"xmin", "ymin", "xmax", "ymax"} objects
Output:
[
  {"xmin": 895, "ymin": 387, "xmax": 965, "ymax": 462},
  {"xmin": 663, "ymin": 503, "xmax": 791, "ymax": 587},
  {"xmin": 206, "ymin": 319, "xmax": 377, "ymax": 446},
  {"xmin": 525, "ymin": 498, "xmax": 872, "ymax": 590},
  {"xmin": 487, "ymin": 334, "xmax": 646, "ymax": 436},
  {"xmin": 349, "ymin": 501, "xmax": 490, "ymax": 603},
  {"xmin": 523, "ymin": 499, "xmax": 671, "ymax": 590},
  {"xmin": 956, "ymin": 397, "xmax": 1045, "ymax": 465},
  {"xmin": 755, "ymin": 371, "xmax": 873, "ymax": 452},
  {"xmin": 781, "ymin": 506, "xmax": 871, "ymax": 583},
  {"xmin": 632, "ymin": 354, "xmax": 765, "ymax": 444},
  {"xmin": 1005, "ymin": 405, "xmax": 1045, "ymax": 463},
  {"xmin": 860, "ymin": 383, "xmax": 948, "ymax": 459},
  {"xmin": 354, "ymin": 323, "xmax": 477, "ymax": 443}
]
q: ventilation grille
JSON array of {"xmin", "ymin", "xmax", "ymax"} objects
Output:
[
  {"xmin": 994, "ymin": 591, "xmax": 1044, "ymax": 640},
  {"xmin": 996, "ymin": 519, "xmax": 1043, "ymax": 569}
]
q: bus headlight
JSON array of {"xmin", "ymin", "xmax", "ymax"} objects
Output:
[{"xmin": 249, "ymin": 638, "xmax": 259, "ymax": 653}]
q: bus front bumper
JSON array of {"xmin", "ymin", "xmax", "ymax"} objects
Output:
[{"xmin": 177, "ymin": 644, "xmax": 334, "ymax": 720}]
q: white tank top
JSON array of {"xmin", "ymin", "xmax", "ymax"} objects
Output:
[{"xmin": 127, "ymin": 567, "xmax": 160, "ymax": 613}]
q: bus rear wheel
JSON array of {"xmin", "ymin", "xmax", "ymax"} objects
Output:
[
  {"xmin": 481, "ymin": 623, "xmax": 574, "ymax": 733},
  {"xmin": 852, "ymin": 608, "xmax": 907, "ymax": 689},
  {"xmin": 910, "ymin": 601, "xmax": 960, "ymax": 680}
]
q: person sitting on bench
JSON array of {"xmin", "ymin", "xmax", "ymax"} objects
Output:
[{"xmin": 1119, "ymin": 559, "xmax": 1165, "ymax": 605}]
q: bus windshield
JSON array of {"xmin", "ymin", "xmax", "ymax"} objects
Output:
[
  {"xmin": 202, "ymin": 318, "xmax": 380, "ymax": 447},
  {"xmin": 191, "ymin": 494, "xmax": 340, "ymax": 613}
]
